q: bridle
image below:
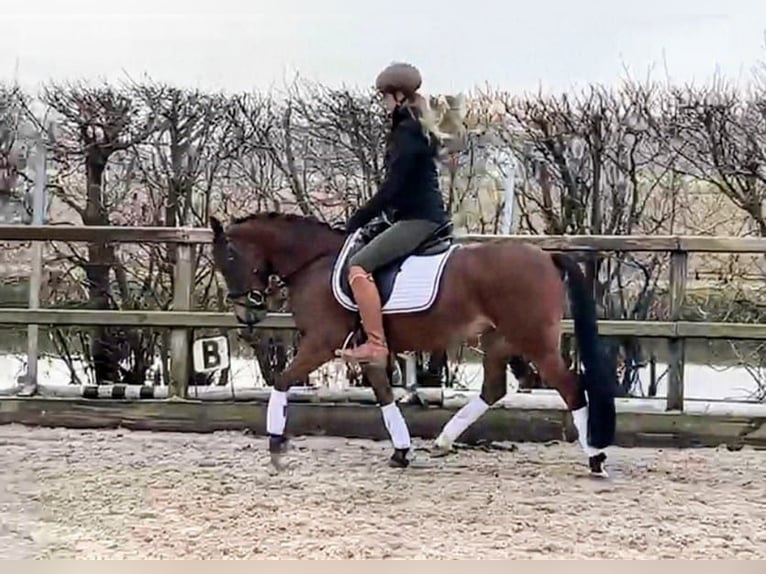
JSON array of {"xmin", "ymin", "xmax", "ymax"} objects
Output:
[{"xmin": 226, "ymin": 246, "xmax": 335, "ymax": 326}]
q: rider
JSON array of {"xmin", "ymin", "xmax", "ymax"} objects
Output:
[{"xmin": 336, "ymin": 62, "xmax": 450, "ymax": 366}]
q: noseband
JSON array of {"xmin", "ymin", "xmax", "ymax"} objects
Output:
[{"xmin": 226, "ymin": 264, "xmax": 273, "ymax": 322}]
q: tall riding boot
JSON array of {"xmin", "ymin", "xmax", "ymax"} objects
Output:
[{"xmin": 336, "ymin": 265, "xmax": 389, "ymax": 366}]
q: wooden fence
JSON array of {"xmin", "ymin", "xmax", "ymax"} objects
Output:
[{"xmin": 3, "ymin": 224, "xmax": 766, "ymax": 412}]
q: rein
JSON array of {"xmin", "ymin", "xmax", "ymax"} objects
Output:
[
  {"xmin": 229, "ymin": 243, "xmax": 339, "ymax": 326},
  {"xmin": 277, "ymin": 247, "xmax": 337, "ymax": 287}
]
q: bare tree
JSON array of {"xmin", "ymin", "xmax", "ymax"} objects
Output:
[
  {"xmin": 0, "ymin": 85, "xmax": 31, "ymax": 289},
  {"xmin": 228, "ymin": 85, "xmax": 317, "ymax": 217},
  {"xmin": 287, "ymin": 79, "xmax": 388, "ymax": 221},
  {"xmin": 129, "ymin": 81, "xmax": 243, "ymax": 385},
  {"xmin": 476, "ymin": 82, "xmax": 687, "ymax": 394},
  {"xmin": 42, "ymin": 81, "xmax": 155, "ymax": 384},
  {"xmin": 0, "ymin": 85, "xmax": 23, "ymax": 194},
  {"xmin": 666, "ymin": 79, "xmax": 766, "ymax": 236},
  {"xmin": 0, "ymin": 84, "xmax": 29, "ymax": 225}
]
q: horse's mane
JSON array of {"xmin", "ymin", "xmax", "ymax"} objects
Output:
[{"xmin": 230, "ymin": 211, "xmax": 345, "ymax": 235}]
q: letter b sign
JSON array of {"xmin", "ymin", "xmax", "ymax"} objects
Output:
[{"xmin": 192, "ymin": 336, "xmax": 231, "ymax": 374}]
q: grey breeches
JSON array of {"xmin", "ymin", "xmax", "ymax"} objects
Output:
[{"xmin": 348, "ymin": 219, "xmax": 442, "ymax": 273}]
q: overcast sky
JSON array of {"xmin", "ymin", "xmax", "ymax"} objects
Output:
[{"xmin": 2, "ymin": 0, "xmax": 766, "ymax": 96}]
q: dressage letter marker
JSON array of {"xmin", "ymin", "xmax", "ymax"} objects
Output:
[{"xmin": 192, "ymin": 336, "xmax": 230, "ymax": 373}]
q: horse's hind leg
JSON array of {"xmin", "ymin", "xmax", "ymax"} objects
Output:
[
  {"xmin": 432, "ymin": 330, "xmax": 511, "ymax": 456},
  {"xmin": 364, "ymin": 364, "xmax": 412, "ymax": 468},
  {"xmin": 531, "ymin": 345, "xmax": 608, "ymax": 477}
]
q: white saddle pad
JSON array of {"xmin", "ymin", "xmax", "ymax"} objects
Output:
[{"xmin": 331, "ymin": 231, "xmax": 458, "ymax": 315}]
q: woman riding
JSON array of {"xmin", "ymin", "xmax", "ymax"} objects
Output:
[{"xmin": 336, "ymin": 62, "xmax": 450, "ymax": 366}]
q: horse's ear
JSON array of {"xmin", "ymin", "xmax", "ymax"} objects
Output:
[{"xmin": 210, "ymin": 216, "xmax": 224, "ymax": 240}]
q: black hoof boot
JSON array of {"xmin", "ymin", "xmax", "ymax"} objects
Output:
[
  {"xmin": 269, "ymin": 434, "xmax": 289, "ymax": 470},
  {"xmin": 269, "ymin": 434, "xmax": 289, "ymax": 453},
  {"xmin": 388, "ymin": 448, "xmax": 410, "ymax": 468},
  {"xmin": 588, "ymin": 452, "xmax": 608, "ymax": 478}
]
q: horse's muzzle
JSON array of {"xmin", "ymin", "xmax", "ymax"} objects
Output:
[{"xmin": 228, "ymin": 290, "xmax": 268, "ymax": 327}]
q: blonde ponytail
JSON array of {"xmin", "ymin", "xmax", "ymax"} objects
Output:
[
  {"xmin": 406, "ymin": 93, "xmax": 448, "ymax": 143},
  {"xmin": 405, "ymin": 92, "xmax": 468, "ymax": 154}
]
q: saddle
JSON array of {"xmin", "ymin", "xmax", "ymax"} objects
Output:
[{"xmin": 334, "ymin": 218, "xmax": 456, "ymax": 310}]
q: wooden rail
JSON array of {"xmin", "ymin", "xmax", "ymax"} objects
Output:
[
  {"xmin": 2, "ymin": 225, "xmax": 766, "ymax": 412},
  {"xmin": 4, "ymin": 224, "xmax": 766, "ymax": 252},
  {"xmin": 2, "ymin": 309, "xmax": 766, "ymax": 339}
]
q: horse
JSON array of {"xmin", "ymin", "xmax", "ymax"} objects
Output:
[{"xmin": 209, "ymin": 211, "xmax": 617, "ymax": 477}]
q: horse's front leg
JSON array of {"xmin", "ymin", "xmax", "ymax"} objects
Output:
[
  {"xmin": 267, "ymin": 337, "xmax": 334, "ymax": 469},
  {"xmin": 363, "ymin": 363, "xmax": 412, "ymax": 468}
]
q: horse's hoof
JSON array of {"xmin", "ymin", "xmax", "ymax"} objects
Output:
[
  {"xmin": 268, "ymin": 434, "xmax": 290, "ymax": 469},
  {"xmin": 588, "ymin": 452, "xmax": 609, "ymax": 478},
  {"xmin": 388, "ymin": 448, "xmax": 410, "ymax": 468},
  {"xmin": 270, "ymin": 452, "xmax": 289, "ymax": 471},
  {"xmin": 269, "ymin": 434, "xmax": 289, "ymax": 453},
  {"xmin": 267, "ymin": 435, "xmax": 289, "ymax": 470},
  {"xmin": 430, "ymin": 443, "xmax": 454, "ymax": 458}
]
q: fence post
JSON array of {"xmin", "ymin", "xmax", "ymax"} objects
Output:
[
  {"xmin": 169, "ymin": 243, "xmax": 194, "ymax": 398},
  {"xmin": 20, "ymin": 135, "xmax": 48, "ymax": 395},
  {"xmin": 667, "ymin": 249, "xmax": 688, "ymax": 411}
]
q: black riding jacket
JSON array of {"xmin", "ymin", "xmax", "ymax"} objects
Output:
[{"xmin": 345, "ymin": 106, "xmax": 449, "ymax": 233}]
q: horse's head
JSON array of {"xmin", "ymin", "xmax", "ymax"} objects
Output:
[
  {"xmin": 210, "ymin": 215, "xmax": 274, "ymax": 326},
  {"xmin": 210, "ymin": 211, "xmax": 346, "ymax": 326}
]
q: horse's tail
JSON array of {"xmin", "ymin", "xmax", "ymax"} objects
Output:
[{"xmin": 550, "ymin": 253, "xmax": 616, "ymax": 449}]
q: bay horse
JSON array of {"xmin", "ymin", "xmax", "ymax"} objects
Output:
[{"xmin": 209, "ymin": 212, "xmax": 617, "ymax": 477}]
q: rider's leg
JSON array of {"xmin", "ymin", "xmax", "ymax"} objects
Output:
[
  {"xmin": 339, "ymin": 265, "xmax": 389, "ymax": 365},
  {"xmin": 336, "ymin": 219, "xmax": 441, "ymax": 365}
]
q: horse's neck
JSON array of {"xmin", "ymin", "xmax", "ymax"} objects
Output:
[{"xmin": 271, "ymin": 224, "xmax": 344, "ymax": 277}]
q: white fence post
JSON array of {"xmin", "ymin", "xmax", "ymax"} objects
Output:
[{"xmin": 19, "ymin": 134, "xmax": 47, "ymax": 395}]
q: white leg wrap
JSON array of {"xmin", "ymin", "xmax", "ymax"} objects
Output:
[
  {"xmin": 267, "ymin": 389, "xmax": 288, "ymax": 436},
  {"xmin": 435, "ymin": 396, "xmax": 490, "ymax": 450},
  {"xmin": 381, "ymin": 403, "xmax": 411, "ymax": 450},
  {"xmin": 572, "ymin": 405, "xmax": 602, "ymax": 457}
]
